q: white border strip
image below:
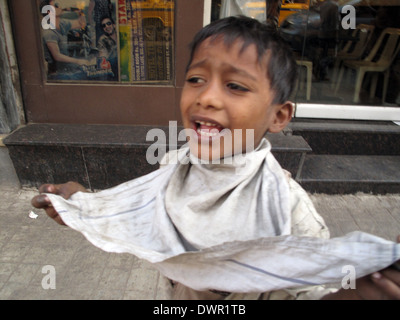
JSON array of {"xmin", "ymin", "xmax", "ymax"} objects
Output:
[
  {"xmin": 295, "ymin": 104, "xmax": 400, "ymax": 122},
  {"xmin": 203, "ymin": 0, "xmax": 212, "ymax": 26}
]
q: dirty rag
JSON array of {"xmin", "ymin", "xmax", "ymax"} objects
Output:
[{"xmin": 45, "ymin": 139, "xmax": 400, "ymax": 292}]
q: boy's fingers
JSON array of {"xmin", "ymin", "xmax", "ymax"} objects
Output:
[
  {"xmin": 45, "ymin": 206, "xmax": 59, "ymax": 220},
  {"xmin": 33, "ymin": 183, "xmax": 79, "ymax": 227},
  {"xmin": 57, "ymin": 182, "xmax": 83, "ymax": 198},
  {"xmin": 371, "ymin": 271, "xmax": 400, "ymax": 299},
  {"xmin": 54, "ymin": 215, "xmax": 66, "ymax": 226},
  {"xmin": 45, "ymin": 207, "xmax": 66, "ymax": 226},
  {"xmin": 31, "ymin": 196, "xmax": 66, "ymax": 225},
  {"xmin": 38, "ymin": 183, "xmax": 67, "ymax": 196},
  {"xmin": 38, "ymin": 182, "xmax": 86, "ymax": 199},
  {"xmin": 57, "ymin": 182, "xmax": 87, "ymax": 198},
  {"xmin": 38, "ymin": 184, "xmax": 56, "ymax": 194},
  {"xmin": 31, "ymin": 194, "xmax": 51, "ymax": 209},
  {"xmin": 381, "ymin": 268, "xmax": 400, "ymax": 286}
]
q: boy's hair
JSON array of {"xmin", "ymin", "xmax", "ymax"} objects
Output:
[{"xmin": 187, "ymin": 16, "xmax": 298, "ymax": 105}]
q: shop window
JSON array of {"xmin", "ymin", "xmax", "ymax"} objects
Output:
[
  {"xmin": 212, "ymin": 0, "xmax": 400, "ymax": 108},
  {"xmin": 39, "ymin": 0, "xmax": 174, "ymax": 84}
]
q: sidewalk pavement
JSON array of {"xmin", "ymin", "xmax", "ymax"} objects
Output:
[
  {"xmin": 0, "ymin": 186, "xmax": 174, "ymax": 300},
  {"xmin": 1, "ymin": 149, "xmax": 400, "ymax": 300}
]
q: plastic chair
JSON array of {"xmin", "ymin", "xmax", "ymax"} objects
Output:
[
  {"xmin": 296, "ymin": 60, "xmax": 312, "ymax": 101},
  {"xmin": 334, "ymin": 27, "xmax": 400, "ymax": 103},
  {"xmin": 331, "ymin": 24, "xmax": 375, "ymax": 88}
]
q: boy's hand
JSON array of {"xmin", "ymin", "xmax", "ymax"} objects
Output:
[
  {"xmin": 351, "ymin": 264, "xmax": 400, "ymax": 300},
  {"xmin": 31, "ymin": 182, "xmax": 87, "ymax": 226},
  {"xmin": 323, "ymin": 235, "xmax": 400, "ymax": 300}
]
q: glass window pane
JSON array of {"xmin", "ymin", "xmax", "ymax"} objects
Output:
[
  {"xmin": 213, "ymin": 0, "xmax": 400, "ymax": 107},
  {"xmin": 38, "ymin": 0, "xmax": 174, "ymax": 84}
]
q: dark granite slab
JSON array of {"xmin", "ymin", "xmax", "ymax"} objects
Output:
[
  {"xmin": 290, "ymin": 119, "xmax": 400, "ymax": 133},
  {"xmin": 4, "ymin": 123, "xmax": 311, "ymax": 151},
  {"xmin": 298, "ymin": 155, "xmax": 400, "ymax": 194},
  {"xmin": 266, "ymin": 132, "xmax": 311, "ymax": 153},
  {"xmin": 4, "ymin": 124, "xmax": 311, "ymax": 189},
  {"xmin": 3, "ymin": 123, "xmax": 175, "ymax": 147},
  {"xmin": 6, "ymin": 145, "xmax": 90, "ymax": 188},
  {"xmin": 83, "ymin": 146, "xmax": 157, "ymax": 190},
  {"xmin": 289, "ymin": 119, "xmax": 400, "ymax": 155}
]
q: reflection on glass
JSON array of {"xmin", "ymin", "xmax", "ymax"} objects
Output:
[
  {"xmin": 213, "ymin": 0, "xmax": 400, "ymax": 106},
  {"xmin": 39, "ymin": 0, "xmax": 174, "ymax": 84}
]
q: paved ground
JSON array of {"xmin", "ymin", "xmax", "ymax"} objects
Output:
[
  {"xmin": 310, "ymin": 192, "xmax": 400, "ymax": 241},
  {"xmin": 0, "ymin": 186, "xmax": 173, "ymax": 300}
]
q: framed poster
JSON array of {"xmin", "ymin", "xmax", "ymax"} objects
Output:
[{"xmin": 39, "ymin": 0, "xmax": 174, "ymax": 83}]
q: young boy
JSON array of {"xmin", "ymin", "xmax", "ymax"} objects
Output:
[{"xmin": 32, "ymin": 16, "xmax": 400, "ymax": 300}]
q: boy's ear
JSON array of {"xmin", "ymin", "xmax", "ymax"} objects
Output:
[{"xmin": 268, "ymin": 101, "xmax": 294, "ymax": 133}]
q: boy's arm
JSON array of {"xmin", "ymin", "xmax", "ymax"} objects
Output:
[
  {"xmin": 322, "ymin": 235, "xmax": 400, "ymax": 300},
  {"xmin": 31, "ymin": 182, "xmax": 88, "ymax": 225}
]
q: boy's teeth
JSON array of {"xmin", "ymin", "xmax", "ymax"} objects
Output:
[
  {"xmin": 195, "ymin": 120, "xmax": 221, "ymax": 137},
  {"xmin": 197, "ymin": 128, "xmax": 219, "ymax": 137},
  {"xmin": 196, "ymin": 120, "xmax": 218, "ymax": 127}
]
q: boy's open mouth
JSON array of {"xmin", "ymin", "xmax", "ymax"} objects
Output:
[{"xmin": 194, "ymin": 120, "xmax": 224, "ymax": 138}]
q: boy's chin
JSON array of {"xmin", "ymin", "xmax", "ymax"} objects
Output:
[
  {"xmin": 188, "ymin": 142, "xmax": 241, "ymax": 163},
  {"xmin": 184, "ymin": 128, "xmax": 258, "ymax": 163}
]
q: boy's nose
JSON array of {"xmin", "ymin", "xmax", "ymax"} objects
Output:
[{"xmin": 196, "ymin": 81, "xmax": 224, "ymax": 110}]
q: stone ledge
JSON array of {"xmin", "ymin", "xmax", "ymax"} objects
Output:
[
  {"xmin": 289, "ymin": 119, "xmax": 400, "ymax": 155},
  {"xmin": 289, "ymin": 119, "xmax": 400, "ymax": 134},
  {"xmin": 298, "ymin": 155, "xmax": 400, "ymax": 194},
  {"xmin": 4, "ymin": 123, "xmax": 311, "ymax": 189},
  {"xmin": 4, "ymin": 123, "xmax": 311, "ymax": 151}
]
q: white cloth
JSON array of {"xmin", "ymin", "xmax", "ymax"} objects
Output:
[
  {"xmin": 165, "ymin": 139, "xmax": 291, "ymax": 250},
  {"xmin": 46, "ymin": 138, "xmax": 400, "ymax": 293}
]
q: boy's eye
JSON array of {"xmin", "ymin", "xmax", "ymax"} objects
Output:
[
  {"xmin": 186, "ymin": 77, "xmax": 205, "ymax": 84},
  {"xmin": 227, "ymin": 83, "xmax": 249, "ymax": 92}
]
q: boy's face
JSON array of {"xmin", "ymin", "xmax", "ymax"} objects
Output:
[{"xmin": 180, "ymin": 37, "xmax": 292, "ymax": 161}]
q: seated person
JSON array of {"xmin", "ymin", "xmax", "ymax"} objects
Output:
[{"xmin": 40, "ymin": 0, "xmax": 89, "ymax": 80}]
